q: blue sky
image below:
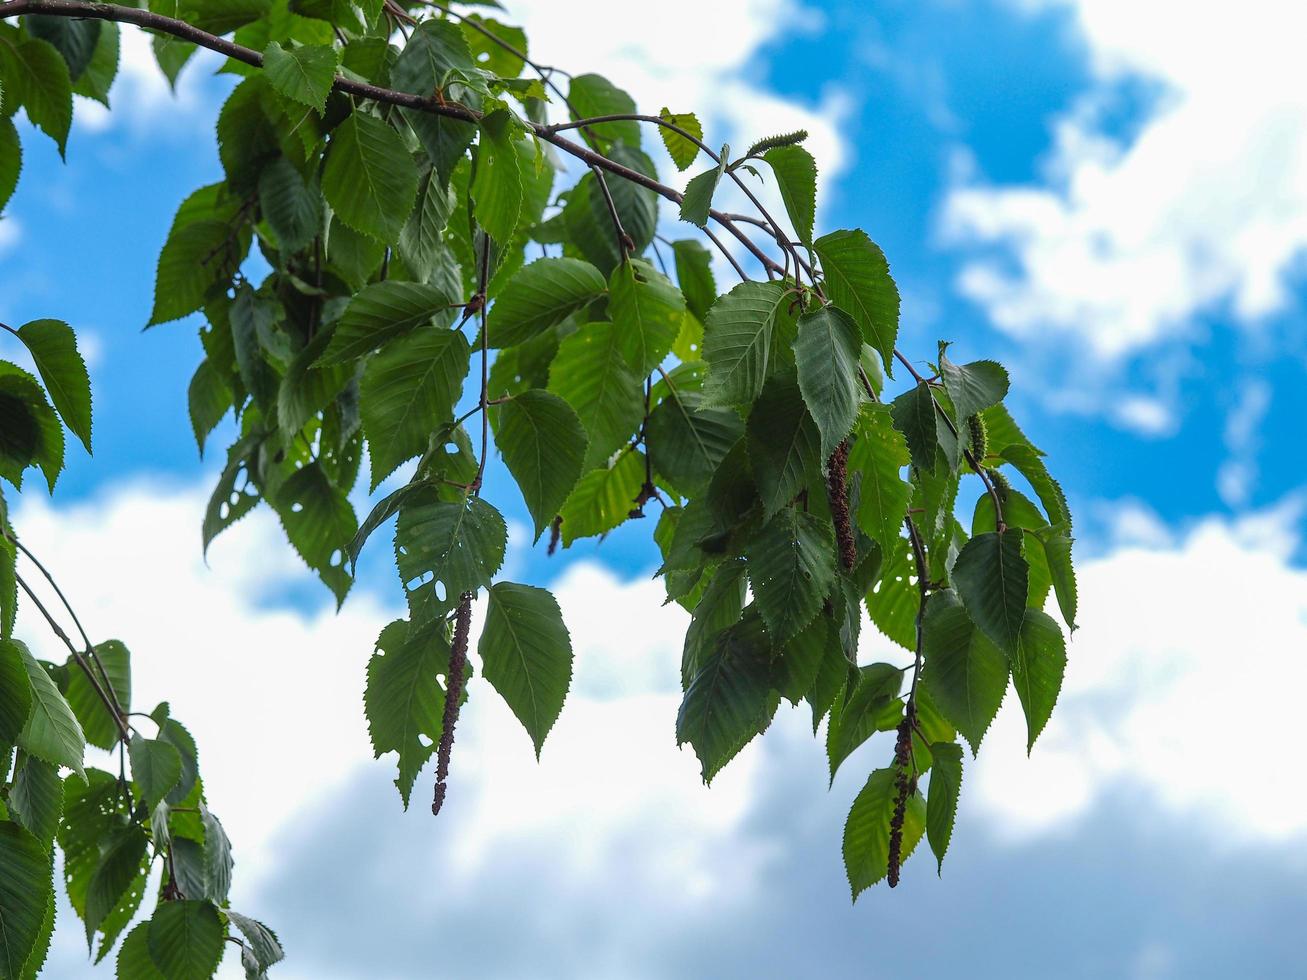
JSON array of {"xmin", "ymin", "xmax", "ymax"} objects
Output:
[{"xmin": 5, "ymin": 0, "xmax": 1307, "ymax": 976}]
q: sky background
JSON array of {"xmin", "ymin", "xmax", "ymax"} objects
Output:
[{"xmin": 5, "ymin": 0, "xmax": 1307, "ymax": 976}]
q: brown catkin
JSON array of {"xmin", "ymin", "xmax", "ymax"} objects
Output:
[
  {"xmin": 827, "ymin": 440, "xmax": 856, "ymax": 571},
  {"xmin": 547, "ymin": 515, "xmax": 562, "ymax": 557},
  {"xmin": 432, "ymin": 591, "xmax": 473, "ymax": 816},
  {"xmin": 887, "ymin": 708, "xmax": 916, "ymax": 887}
]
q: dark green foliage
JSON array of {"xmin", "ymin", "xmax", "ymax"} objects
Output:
[{"xmin": 0, "ymin": 6, "xmax": 1081, "ymax": 969}]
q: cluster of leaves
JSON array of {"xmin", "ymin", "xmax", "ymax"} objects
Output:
[
  {"xmin": 0, "ymin": 27, "xmax": 285, "ymax": 973},
  {"xmin": 0, "ymin": 0, "xmax": 1080, "ymax": 973}
]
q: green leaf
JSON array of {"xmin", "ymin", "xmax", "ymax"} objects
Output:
[
  {"xmin": 0, "ymin": 638, "xmax": 31, "ymax": 744},
  {"xmin": 813, "ymin": 229, "xmax": 899, "ymax": 374},
  {"xmin": 13, "ymin": 320, "xmax": 90, "ymax": 453},
  {"xmin": 116, "ymin": 923, "xmax": 165, "ymax": 980},
  {"xmin": 647, "ymin": 385, "xmax": 742, "ymax": 496},
  {"xmin": 391, "ymin": 17, "xmax": 483, "ymax": 95},
  {"xmin": 701, "ymin": 279, "xmax": 788, "ymax": 408},
  {"xmin": 939, "ymin": 351, "xmax": 1009, "ymax": 423},
  {"xmin": 322, "ymin": 111, "xmax": 419, "ymax": 244},
  {"xmin": 273, "ymin": 461, "xmax": 357, "ymax": 605},
  {"xmin": 951, "ymin": 530, "xmax": 1028, "ymax": 657},
  {"xmin": 658, "ymin": 108, "xmax": 701, "ymax": 170},
  {"xmin": 69, "ymin": 20, "xmax": 118, "ymax": 107},
  {"xmin": 793, "ymin": 304, "xmax": 862, "ymax": 458},
  {"xmin": 0, "ymin": 820, "xmax": 52, "ymax": 977},
  {"xmin": 772, "ymin": 609, "xmax": 836, "ymax": 705},
  {"xmin": 746, "ymin": 372, "xmax": 819, "ymax": 518},
  {"xmin": 0, "ymin": 363, "xmax": 63, "ymax": 492},
  {"xmin": 1036, "ymin": 524, "xmax": 1078, "ymax": 631},
  {"xmin": 926, "ymin": 741, "xmax": 963, "ymax": 874},
  {"xmin": 471, "ymin": 109, "xmax": 523, "ymax": 243},
  {"xmin": 998, "ymin": 443, "xmax": 1072, "ymax": 531},
  {"xmin": 3, "ymin": 39, "xmax": 72, "ymax": 156},
  {"xmin": 562, "ymin": 145, "xmax": 658, "ymax": 275},
  {"xmin": 681, "ymin": 561, "xmax": 747, "ymax": 687},
  {"xmin": 262, "ymin": 41, "xmax": 338, "ymax": 112},
  {"xmin": 496, "ymin": 390, "xmax": 587, "ymax": 541},
  {"xmin": 395, "ymin": 496, "xmax": 506, "ymax": 602},
  {"xmin": 460, "ymin": 15, "xmax": 527, "ymax": 76},
  {"xmin": 670, "ymin": 239, "xmax": 716, "ymax": 321},
  {"xmin": 147, "ymin": 901, "xmax": 223, "ymax": 980},
  {"xmin": 360, "ymin": 327, "xmax": 470, "ymax": 489},
  {"xmin": 365, "ymin": 619, "xmax": 449, "ymax": 807},
  {"xmin": 680, "ymin": 152, "xmax": 725, "ymax": 228},
  {"xmin": 148, "ymin": 219, "xmax": 237, "ymax": 326},
  {"xmin": 84, "ymin": 825, "xmax": 147, "ymax": 942},
  {"xmin": 1010, "ymin": 609, "xmax": 1066, "ymax": 753},
  {"xmin": 0, "ymin": 534, "xmax": 13, "ymax": 643},
  {"xmin": 848, "ymin": 403, "xmax": 911, "ymax": 555},
  {"xmin": 890, "ymin": 381, "xmax": 938, "ymax": 473},
  {"xmin": 548, "ymin": 322, "xmax": 644, "ymax": 472},
  {"xmin": 763, "ymin": 144, "xmax": 817, "ymax": 244},
  {"xmin": 12, "ymin": 641, "xmax": 84, "ymax": 778},
  {"xmin": 398, "ymin": 168, "xmax": 456, "ymax": 283},
  {"xmin": 65, "ymin": 639, "xmax": 129, "ymax": 750},
  {"xmin": 609, "ymin": 259, "xmax": 685, "ymax": 375},
  {"xmin": 843, "ymin": 766, "xmax": 925, "ymax": 899},
  {"xmin": 27, "ymin": 15, "xmax": 101, "ymax": 82},
  {"xmin": 567, "ymin": 74, "xmax": 639, "ymax": 148},
  {"xmin": 0, "ymin": 118, "xmax": 20, "ymax": 214},
  {"xmin": 556, "ymin": 450, "xmax": 645, "ymax": 546},
  {"xmin": 322, "ymin": 280, "xmax": 454, "ymax": 364},
  {"xmin": 258, "ymin": 156, "xmax": 322, "ymax": 254},
  {"xmin": 226, "ymin": 911, "xmax": 284, "ymax": 977},
  {"xmin": 826, "ymin": 662, "xmax": 903, "ymax": 782},
  {"xmin": 186, "ymin": 358, "xmax": 230, "ymax": 457},
  {"xmin": 7, "ymin": 757, "xmax": 62, "ymax": 848},
  {"xmin": 480, "ymin": 582, "xmax": 573, "ymax": 758},
  {"xmin": 347, "ymin": 480, "xmax": 433, "ymax": 572},
  {"xmin": 201, "ymin": 433, "xmax": 261, "ymax": 555},
  {"xmin": 921, "ymin": 590, "xmax": 1009, "ymax": 754},
  {"xmin": 676, "ymin": 614, "xmax": 773, "ymax": 783},
  {"xmin": 487, "ymin": 257, "xmax": 606, "ymax": 349},
  {"xmin": 128, "ymin": 736, "xmax": 182, "ymax": 812},
  {"xmin": 746, "ymin": 508, "xmax": 836, "ymax": 646},
  {"xmin": 155, "ymin": 718, "xmax": 198, "ymax": 807}
]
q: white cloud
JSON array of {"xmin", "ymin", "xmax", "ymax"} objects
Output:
[
  {"xmin": 943, "ymin": 0, "xmax": 1307, "ymax": 360},
  {"xmin": 17, "ymin": 479, "xmax": 1307, "ymax": 975}
]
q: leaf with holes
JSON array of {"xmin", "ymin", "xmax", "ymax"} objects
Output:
[
  {"xmin": 395, "ymin": 496, "xmax": 506, "ymax": 604},
  {"xmin": 365, "ymin": 618, "xmax": 448, "ymax": 807}
]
